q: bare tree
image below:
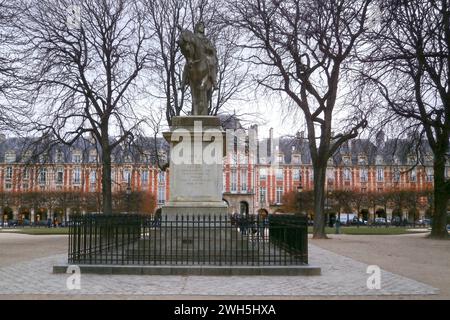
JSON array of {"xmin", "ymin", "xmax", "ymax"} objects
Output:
[
  {"xmin": 361, "ymin": 0, "xmax": 449, "ymax": 238},
  {"xmin": 14, "ymin": 0, "xmax": 152, "ymax": 214},
  {"xmin": 145, "ymin": 0, "xmax": 250, "ymax": 125},
  {"xmin": 0, "ymin": 1, "xmax": 29, "ymax": 131},
  {"xmin": 226, "ymin": 0, "xmax": 370, "ymax": 238}
]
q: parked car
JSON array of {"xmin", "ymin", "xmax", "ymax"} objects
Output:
[
  {"xmin": 415, "ymin": 219, "xmax": 431, "ymax": 227},
  {"xmin": 373, "ymin": 217, "xmax": 389, "ymax": 225},
  {"xmin": 8, "ymin": 220, "xmax": 19, "ymax": 227}
]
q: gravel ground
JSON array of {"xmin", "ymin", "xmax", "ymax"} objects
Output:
[
  {"xmin": 0, "ymin": 233, "xmax": 67, "ymax": 267},
  {"xmin": 310, "ymin": 232, "xmax": 450, "ymax": 299},
  {"xmin": 0, "ymin": 232, "xmax": 448, "ymax": 300}
]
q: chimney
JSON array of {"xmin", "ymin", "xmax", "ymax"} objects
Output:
[{"xmin": 268, "ymin": 127, "xmax": 274, "ymax": 156}]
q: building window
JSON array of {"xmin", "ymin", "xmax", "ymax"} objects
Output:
[
  {"xmin": 39, "ymin": 168, "xmax": 47, "ymax": 185},
  {"xmin": 158, "ymin": 185, "xmax": 165, "ymax": 204},
  {"xmin": 276, "ymin": 186, "xmax": 283, "ymax": 204},
  {"xmin": 326, "ymin": 168, "xmax": 334, "ymax": 181},
  {"xmin": 240, "ymin": 169, "xmax": 247, "ymax": 192},
  {"xmin": 123, "ymin": 169, "xmax": 131, "ymax": 184},
  {"xmin": 141, "ymin": 170, "xmax": 149, "ymax": 186},
  {"xmin": 426, "ymin": 167, "xmax": 433, "ymax": 182},
  {"xmin": 22, "ymin": 183, "xmax": 29, "ymax": 190},
  {"xmin": 23, "ymin": 168, "xmax": 30, "ymax": 180},
  {"xmin": 158, "ymin": 171, "xmax": 165, "ymax": 183},
  {"xmin": 5, "ymin": 166, "xmax": 13, "ymax": 180},
  {"xmin": 393, "ymin": 168, "xmax": 400, "ymax": 182},
  {"xmin": 293, "ymin": 169, "xmax": 301, "ymax": 180},
  {"xmin": 73, "ymin": 167, "xmax": 81, "ymax": 184},
  {"xmin": 5, "ymin": 182, "xmax": 12, "ymax": 190},
  {"xmin": 377, "ymin": 167, "xmax": 384, "ymax": 182},
  {"xmin": 276, "ymin": 168, "xmax": 283, "ymax": 180},
  {"xmin": 231, "ymin": 170, "xmax": 237, "ymax": 192},
  {"xmin": 360, "ymin": 168, "xmax": 368, "ymax": 182},
  {"xmin": 89, "ymin": 170, "xmax": 96, "ymax": 184},
  {"xmin": 259, "ymin": 187, "xmax": 266, "ymax": 203},
  {"xmin": 292, "ymin": 155, "xmax": 301, "ymax": 164},
  {"xmin": 56, "ymin": 170, "xmax": 64, "ymax": 184},
  {"xmin": 259, "ymin": 168, "xmax": 267, "ymax": 181},
  {"xmin": 343, "ymin": 168, "xmax": 352, "ymax": 181},
  {"xmin": 410, "ymin": 168, "xmax": 416, "ymax": 182}
]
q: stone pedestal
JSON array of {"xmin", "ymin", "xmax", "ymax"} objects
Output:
[{"xmin": 162, "ymin": 116, "xmax": 227, "ymax": 217}]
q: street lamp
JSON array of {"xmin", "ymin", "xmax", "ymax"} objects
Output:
[
  {"xmin": 126, "ymin": 184, "xmax": 132, "ymax": 213},
  {"xmin": 296, "ymin": 184, "xmax": 303, "ymax": 215}
]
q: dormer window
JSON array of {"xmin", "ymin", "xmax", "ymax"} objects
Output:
[
  {"xmin": 5, "ymin": 151, "xmax": 16, "ymax": 163},
  {"xmin": 21, "ymin": 151, "xmax": 32, "ymax": 163},
  {"xmin": 124, "ymin": 155, "xmax": 132, "ymax": 163},
  {"xmin": 142, "ymin": 151, "xmax": 151, "ymax": 163},
  {"xmin": 158, "ymin": 150, "xmax": 167, "ymax": 163},
  {"xmin": 72, "ymin": 151, "xmax": 82, "ymax": 163},
  {"xmin": 327, "ymin": 158, "xmax": 334, "ymax": 166},
  {"xmin": 358, "ymin": 154, "xmax": 367, "ymax": 165},
  {"xmin": 375, "ymin": 155, "xmax": 383, "ymax": 165},
  {"xmin": 277, "ymin": 153, "xmax": 284, "ymax": 164},
  {"xmin": 343, "ymin": 155, "xmax": 351, "ymax": 166},
  {"xmin": 55, "ymin": 150, "xmax": 64, "ymax": 163},
  {"xmin": 393, "ymin": 156, "xmax": 400, "ymax": 165},
  {"xmin": 292, "ymin": 154, "xmax": 301, "ymax": 164},
  {"xmin": 39, "ymin": 154, "xmax": 48, "ymax": 163},
  {"xmin": 408, "ymin": 155, "xmax": 416, "ymax": 165},
  {"xmin": 89, "ymin": 150, "xmax": 98, "ymax": 163}
]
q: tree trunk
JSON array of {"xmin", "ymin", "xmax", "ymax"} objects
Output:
[
  {"xmin": 430, "ymin": 154, "xmax": 449, "ymax": 239},
  {"xmin": 312, "ymin": 163, "xmax": 327, "ymax": 239},
  {"xmin": 101, "ymin": 136, "xmax": 113, "ymax": 215}
]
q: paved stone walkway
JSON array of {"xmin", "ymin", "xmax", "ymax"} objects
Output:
[{"xmin": 0, "ymin": 244, "xmax": 437, "ymax": 297}]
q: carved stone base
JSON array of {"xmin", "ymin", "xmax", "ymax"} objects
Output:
[{"xmin": 162, "ymin": 116, "xmax": 226, "ymax": 217}]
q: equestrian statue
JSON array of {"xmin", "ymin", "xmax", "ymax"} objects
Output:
[{"xmin": 178, "ymin": 22, "xmax": 218, "ymax": 116}]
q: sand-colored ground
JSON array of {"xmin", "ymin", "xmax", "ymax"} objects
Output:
[
  {"xmin": 0, "ymin": 232, "xmax": 448, "ymax": 299},
  {"xmin": 311, "ymin": 233, "xmax": 450, "ymax": 299},
  {"xmin": 0, "ymin": 233, "xmax": 67, "ymax": 267}
]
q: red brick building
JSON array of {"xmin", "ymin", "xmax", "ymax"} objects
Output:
[{"xmin": 0, "ymin": 131, "xmax": 448, "ymax": 223}]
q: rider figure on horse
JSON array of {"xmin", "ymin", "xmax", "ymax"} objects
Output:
[
  {"xmin": 192, "ymin": 22, "xmax": 218, "ymax": 90},
  {"xmin": 179, "ymin": 22, "xmax": 218, "ymax": 91},
  {"xmin": 178, "ymin": 21, "xmax": 218, "ymax": 115}
]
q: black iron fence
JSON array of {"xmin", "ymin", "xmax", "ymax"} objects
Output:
[{"xmin": 68, "ymin": 214, "xmax": 308, "ymax": 266}]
